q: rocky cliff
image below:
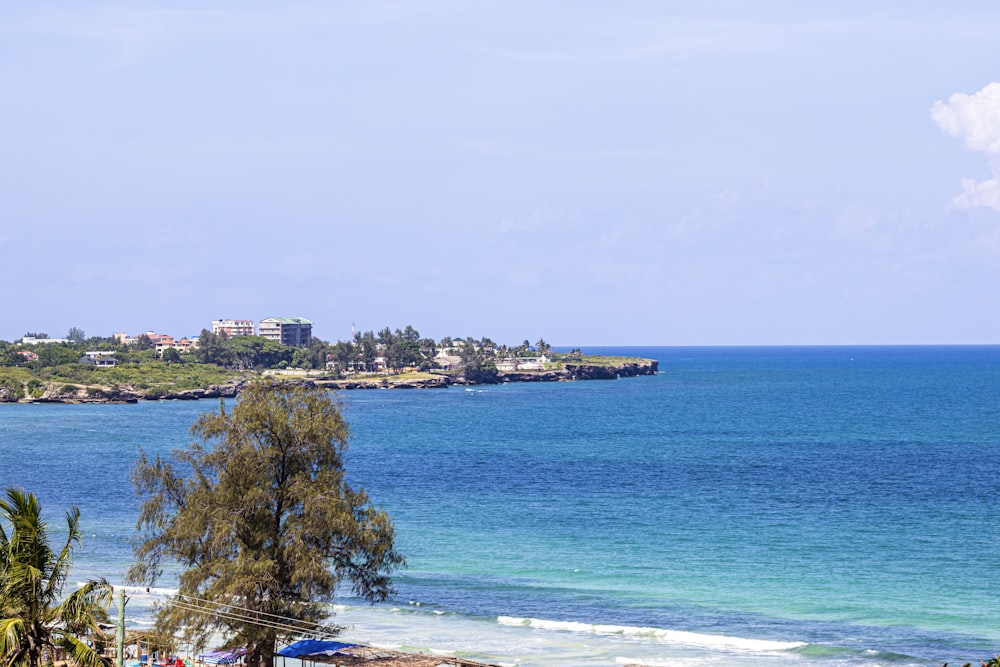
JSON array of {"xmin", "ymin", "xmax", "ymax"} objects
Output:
[{"xmin": 2, "ymin": 359, "xmax": 658, "ymax": 403}]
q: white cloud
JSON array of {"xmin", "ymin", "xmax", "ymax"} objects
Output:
[
  {"xmin": 834, "ymin": 203, "xmax": 882, "ymax": 238},
  {"xmin": 932, "ymin": 82, "xmax": 1000, "ymax": 213},
  {"xmin": 497, "ymin": 208, "xmax": 576, "ymax": 234},
  {"xmin": 951, "ymin": 177, "xmax": 1000, "ymax": 213},
  {"xmin": 932, "ymin": 82, "xmax": 1000, "ymax": 152}
]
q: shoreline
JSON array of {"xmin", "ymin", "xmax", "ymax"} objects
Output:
[{"xmin": 2, "ymin": 359, "xmax": 658, "ymax": 404}]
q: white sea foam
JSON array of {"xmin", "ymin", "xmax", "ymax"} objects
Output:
[
  {"xmin": 615, "ymin": 658, "xmax": 673, "ymax": 667},
  {"xmin": 496, "ymin": 616, "xmax": 805, "ymax": 652},
  {"xmin": 107, "ymin": 584, "xmax": 180, "ymax": 596}
]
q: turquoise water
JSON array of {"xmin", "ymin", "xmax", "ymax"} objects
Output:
[{"xmin": 2, "ymin": 346, "xmax": 999, "ymax": 666}]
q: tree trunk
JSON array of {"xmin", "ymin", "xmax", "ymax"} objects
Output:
[
  {"xmin": 246, "ymin": 642, "xmax": 275, "ymax": 667},
  {"xmin": 245, "ymin": 644, "xmax": 260, "ymax": 667},
  {"xmin": 261, "ymin": 642, "xmax": 275, "ymax": 667}
]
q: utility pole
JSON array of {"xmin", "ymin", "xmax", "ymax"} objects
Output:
[{"xmin": 116, "ymin": 587, "xmax": 128, "ymax": 667}]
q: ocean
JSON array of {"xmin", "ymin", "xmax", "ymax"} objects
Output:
[{"xmin": 2, "ymin": 346, "xmax": 999, "ymax": 666}]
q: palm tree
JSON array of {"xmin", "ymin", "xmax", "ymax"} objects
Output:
[{"xmin": 0, "ymin": 488, "xmax": 112, "ymax": 667}]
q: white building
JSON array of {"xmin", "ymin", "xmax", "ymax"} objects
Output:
[
  {"xmin": 494, "ymin": 356, "xmax": 548, "ymax": 372},
  {"xmin": 258, "ymin": 317, "xmax": 313, "ymax": 347},
  {"xmin": 212, "ymin": 319, "xmax": 255, "ymax": 338}
]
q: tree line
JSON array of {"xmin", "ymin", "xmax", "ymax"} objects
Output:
[{"xmin": 0, "ymin": 326, "xmax": 554, "ymax": 375}]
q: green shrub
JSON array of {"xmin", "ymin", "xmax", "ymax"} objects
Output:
[{"xmin": 0, "ymin": 377, "xmax": 24, "ymax": 401}]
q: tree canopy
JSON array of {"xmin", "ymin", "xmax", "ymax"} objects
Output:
[
  {"xmin": 0, "ymin": 488, "xmax": 112, "ymax": 667},
  {"xmin": 129, "ymin": 381, "xmax": 404, "ymax": 667}
]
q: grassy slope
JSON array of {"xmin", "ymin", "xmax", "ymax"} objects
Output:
[
  {"xmin": 545, "ymin": 353, "xmax": 653, "ymax": 369},
  {"xmin": 1, "ymin": 362, "xmax": 249, "ymax": 399}
]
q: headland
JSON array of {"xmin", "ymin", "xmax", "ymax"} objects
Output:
[{"xmin": 0, "ymin": 357, "xmax": 658, "ymax": 404}]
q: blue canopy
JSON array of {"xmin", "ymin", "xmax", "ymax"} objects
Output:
[{"xmin": 276, "ymin": 640, "xmax": 356, "ymax": 658}]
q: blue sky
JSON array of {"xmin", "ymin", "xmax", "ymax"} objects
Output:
[{"xmin": 3, "ymin": 2, "xmax": 1000, "ymax": 345}]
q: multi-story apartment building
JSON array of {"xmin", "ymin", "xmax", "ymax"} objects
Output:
[
  {"xmin": 258, "ymin": 317, "xmax": 313, "ymax": 346},
  {"xmin": 212, "ymin": 319, "xmax": 255, "ymax": 338}
]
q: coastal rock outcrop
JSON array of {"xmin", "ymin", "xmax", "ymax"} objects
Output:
[
  {"xmin": 149, "ymin": 380, "xmax": 249, "ymax": 400},
  {"xmin": 0, "ymin": 385, "xmax": 22, "ymax": 402},
  {"xmin": 29, "ymin": 384, "xmax": 143, "ymax": 404},
  {"xmin": 459, "ymin": 359, "xmax": 658, "ymax": 384},
  {"xmin": 5, "ymin": 359, "xmax": 658, "ymax": 403},
  {"xmin": 563, "ymin": 360, "xmax": 658, "ymax": 380}
]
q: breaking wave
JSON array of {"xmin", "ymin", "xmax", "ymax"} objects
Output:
[{"xmin": 496, "ymin": 616, "xmax": 806, "ymax": 651}]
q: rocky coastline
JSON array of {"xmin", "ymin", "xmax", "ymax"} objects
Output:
[{"xmin": 2, "ymin": 359, "xmax": 658, "ymax": 404}]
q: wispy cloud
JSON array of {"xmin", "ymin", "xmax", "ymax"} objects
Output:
[
  {"xmin": 0, "ymin": 7, "xmax": 202, "ymax": 36},
  {"xmin": 932, "ymin": 82, "xmax": 1000, "ymax": 214},
  {"xmin": 0, "ymin": 7, "xmax": 218, "ymax": 62},
  {"xmin": 497, "ymin": 208, "xmax": 577, "ymax": 235},
  {"xmin": 464, "ymin": 139, "xmax": 659, "ymax": 161},
  {"xmin": 464, "ymin": 140, "xmax": 552, "ymax": 160},
  {"xmin": 488, "ymin": 12, "xmax": 1000, "ymax": 64},
  {"xmin": 486, "ymin": 18, "xmax": 788, "ymax": 65}
]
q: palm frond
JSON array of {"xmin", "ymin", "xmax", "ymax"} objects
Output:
[
  {"xmin": 55, "ymin": 580, "xmax": 113, "ymax": 636},
  {"xmin": 1, "ymin": 490, "xmax": 106, "ymax": 667},
  {"xmin": 0, "ymin": 646, "xmax": 29, "ymax": 667},
  {"xmin": 0, "ymin": 617, "xmax": 27, "ymax": 667},
  {"xmin": 2, "ymin": 489, "xmax": 59, "ymax": 611},
  {"xmin": 44, "ymin": 507, "xmax": 81, "ymax": 603},
  {"xmin": 0, "ymin": 520, "xmax": 9, "ymax": 563},
  {"xmin": 55, "ymin": 632, "xmax": 111, "ymax": 667}
]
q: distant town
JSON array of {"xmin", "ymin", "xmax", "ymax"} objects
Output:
[
  {"xmin": 0, "ymin": 319, "xmax": 657, "ymax": 402},
  {"xmin": 2, "ymin": 317, "xmax": 565, "ymax": 376},
  {"xmin": 18, "ymin": 317, "xmax": 314, "ymax": 356}
]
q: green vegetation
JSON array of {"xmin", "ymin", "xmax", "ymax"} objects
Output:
[
  {"xmin": 129, "ymin": 381, "xmax": 404, "ymax": 667},
  {"xmin": 548, "ymin": 352, "xmax": 650, "ymax": 368},
  {"xmin": 0, "ymin": 369, "xmax": 29, "ymax": 401},
  {"xmin": 0, "ymin": 488, "xmax": 112, "ymax": 667},
  {"xmin": 0, "ymin": 361, "xmax": 248, "ymax": 400},
  {"xmin": 91, "ymin": 362, "xmax": 243, "ymax": 390}
]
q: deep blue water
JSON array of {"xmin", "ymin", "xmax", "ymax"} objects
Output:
[{"xmin": 2, "ymin": 346, "xmax": 999, "ymax": 666}]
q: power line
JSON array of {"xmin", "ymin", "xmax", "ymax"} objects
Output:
[
  {"xmin": 175, "ymin": 593, "xmax": 342, "ymax": 634},
  {"xmin": 112, "ymin": 586, "xmax": 343, "ymax": 639},
  {"xmin": 168, "ymin": 597, "xmax": 341, "ymax": 639}
]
